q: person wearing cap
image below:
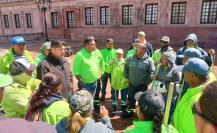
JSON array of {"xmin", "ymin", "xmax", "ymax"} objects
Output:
[
  {"xmin": 55, "ymin": 90, "xmax": 115, "ymax": 133},
  {"xmin": 176, "ymin": 33, "xmax": 208, "ymax": 65},
  {"xmin": 152, "ymin": 36, "xmax": 175, "ymax": 66},
  {"xmin": 173, "ymin": 58, "xmax": 212, "ymax": 133},
  {"xmin": 25, "ymin": 72, "xmax": 71, "ymax": 125},
  {"xmin": 126, "ymin": 39, "xmax": 142, "ymax": 59},
  {"xmin": 137, "ymin": 31, "xmax": 153, "ymax": 57},
  {"xmin": 37, "ymin": 40, "xmax": 73, "ymax": 98},
  {"xmin": 1, "ymin": 60, "xmax": 40, "ymax": 118},
  {"xmin": 100, "ymin": 38, "xmax": 117, "ymax": 101},
  {"xmin": 107, "ymin": 48, "xmax": 128, "ymax": 114},
  {"xmin": 152, "ymin": 51, "xmax": 181, "ymax": 122},
  {"xmin": 34, "ymin": 41, "xmax": 51, "ymax": 65},
  {"xmin": 73, "ymin": 36, "xmax": 99, "ymax": 96},
  {"xmin": 0, "ymin": 36, "xmax": 34, "ymax": 75},
  {"xmin": 176, "ymin": 48, "xmax": 216, "ymax": 99},
  {"xmin": 123, "ymin": 42, "xmax": 155, "ymax": 118},
  {"xmin": 193, "ymin": 81, "xmax": 217, "ymax": 133},
  {"xmin": 124, "ymin": 90, "xmax": 178, "ymax": 133}
]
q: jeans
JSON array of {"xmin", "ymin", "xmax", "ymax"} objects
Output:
[
  {"xmin": 128, "ymin": 84, "xmax": 147, "ymax": 112},
  {"xmin": 111, "ymin": 88, "xmax": 128, "ymax": 111},
  {"xmin": 79, "ymin": 80, "xmax": 98, "ymax": 97},
  {"xmin": 101, "ymin": 73, "xmax": 111, "ymax": 97}
]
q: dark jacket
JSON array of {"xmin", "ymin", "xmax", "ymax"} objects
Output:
[
  {"xmin": 176, "ymin": 33, "xmax": 208, "ymax": 65},
  {"xmin": 37, "ymin": 53, "xmax": 73, "ymax": 98},
  {"xmin": 124, "ymin": 53, "xmax": 155, "ymax": 86},
  {"xmin": 55, "ymin": 117, "xmax": 115, "ymax": 133}
]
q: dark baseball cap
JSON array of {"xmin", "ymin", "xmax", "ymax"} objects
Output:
[
  {"xmin": 177, "ymin": 58, "xmax": 210, "ymax": 76},
  {"xmin": 178, "ymin": 48, "xmax": 202, "ymax": 59},
  {"xmin": 106, "ymin": 38, "xmax": 114, "ymax": 44},
  {"xmin": 0, "ymin": 118, "xmax": 56, "ymax": 133},
  {"xmin": 68, "ymin": 90, "xmax": 93, "ymax": 116},
  {"xmin": 134, "ymin": 90, "xmax": 165, "ymax": 117}
]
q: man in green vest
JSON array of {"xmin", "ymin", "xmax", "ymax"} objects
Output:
[
  {"xmin": 173, "ymin": 58, "xmax": 211, "ymax": 133},
  {"xmin": 73, "ymin": 36, "xmax": 99, "ymax": 95},
  {"xmin": 100, "ymin": 38, "xmax": 116, "ymax": 101},
  {"xmin": 0, "ymin": 36, "xmax": 34, "ymax": 75}
]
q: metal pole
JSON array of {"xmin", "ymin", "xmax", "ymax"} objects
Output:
[{"xmin": 43, "ymin": 7, "xmax": 48, "ymax": 41}]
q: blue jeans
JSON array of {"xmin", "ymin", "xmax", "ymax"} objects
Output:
[
  {"xmin": 101, "ymin": 73, "xmax": 111, "ymax": 97},
  {"xmin": 111, "ymin": 88, "xmax": 128, "ymax": 111},
  {"xmin": 80, "ymin": 80, "xmax": 98, "ymax": 97}
]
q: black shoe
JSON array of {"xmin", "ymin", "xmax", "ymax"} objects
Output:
[{"xmin": 121, "ymin": 111, "xmax": 133, "ymax": 118}]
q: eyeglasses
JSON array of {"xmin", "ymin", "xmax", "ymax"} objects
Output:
[{"xmin": 192, "ymin": 103, "xmax": 216, "ymax": 126}]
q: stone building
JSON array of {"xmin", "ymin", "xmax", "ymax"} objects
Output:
[{"xmin": 0, "ymin": 0, "xmax": 216, "ymax": 50}]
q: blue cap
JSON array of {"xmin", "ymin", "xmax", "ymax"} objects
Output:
[
  {"xmin": 177, "ymin": 58, "xmax": 210, "ymax": 76},
  {"xmin": 11, "ymin": 36, "xmax": 26, "ymax": 45},
  {"xmin": 178, "ymin": 48, "xmax": 202, "ymax": 59}
]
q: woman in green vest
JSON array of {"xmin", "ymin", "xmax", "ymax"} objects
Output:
[{"xmin": 25, "ymin": 72, "xmax": 71, "ymax": 125}]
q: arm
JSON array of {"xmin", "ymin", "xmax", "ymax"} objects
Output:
[{"xmin": 36, "ymin": 62, "xmax": 49, "ymax": 80}]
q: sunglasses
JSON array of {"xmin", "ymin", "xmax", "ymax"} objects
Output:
[{"xmin": 192, "ymin": 103, "xmax": 216, "ymax": 126}]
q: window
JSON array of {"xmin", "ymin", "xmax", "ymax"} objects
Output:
[
  {"xmin": 171, "ymin": 2, "xmax": 186, "ymax": 24},
  {"xmin": 200, "ymin": 0, "xmax": 217, "ymax": 24},
  {"xmin": 100, "ymin": 6, "xmax": 109, "ymax": 25},
  {"xmin": 3, "ymin": 15, "xmax": 9, "ymax": 28},
  {"xmin": 14, "ymin": 14, "xmax": 20, "ymax": 28},
  {"xmin": 145, "ymin": 3, "xmax": 158, "ymax": 24},
  {"xmin": 122, "ymin": 5, "xmax": 133, "ymax": 25},
  {"xmin": 26, "ymin": 13, "xmax": 32, "ymax": 28},
  {"xmin": 67, "ymin": 11, "xmax": 75, "ymax": 28},
  {"xmin": 85, "ymin": 7, "xmax": 94, "ymax": 25},
  {"xmin": 51, "ymin": 12, "xmax": 60, "ymax": 28}
]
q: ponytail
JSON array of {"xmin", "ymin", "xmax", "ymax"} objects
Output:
[
  {"xmin": 67, "ymin": 112, "xmax": 89, "ymax": 133},
  {"xmin": 153, "ymin": 112, "xmax": 164, "ymax": 133}
]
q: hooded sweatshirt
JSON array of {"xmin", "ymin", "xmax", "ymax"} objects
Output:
[
  {"xmin": 176, "ymin": 33, "xmax": 208, "ymax": 65},
  {"xmin": 152, "ymin": 46, "xmax": 174, "ymax": 65},
  {"xmin": 156, "ymin": 51, "xmax": 181, "ymax": 90}
]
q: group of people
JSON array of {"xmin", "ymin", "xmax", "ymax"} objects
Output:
[{"xmin": 0, "ymin": 31, "xmax": 216, "ymax": 133}]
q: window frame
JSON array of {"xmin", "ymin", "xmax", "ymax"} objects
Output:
[
  {"xmin": 100, "ymin": 6, "xmax": 110, "ymax": 25},
  {"xmin": 170, "ymin": 2, "xmax": 187, "ymax": 24},
  {"xmin": 85, "ymin": 7, "xmax": 94, "ymax": 25},
  {"xmin": 26, "ymin": 13, "xmax": 32, "ymax": 28},
  {"xmin": 200, "ymin": 0, "xmax": 217, "ymax": 24},
  {"xmin": 51, "ymin": 12, "xmax": 60, "ymax": 28},
  {"xmin": 14, "ymin": 14, "xmax": 20, "ymax": 28},
  {"xmin": 66, "ymin": 11, "xmax": 75, "ymax": 28},
  {"xmin": 145, "ymin": 3, "xmax": 158, "ymax": 24},
  {"xmin": 122, "ymin": 5, "xmax": 133, "ymax": 25},
  {"xmin": 3, "ymin": 15, "xmax": 9, "ymax": 28}
]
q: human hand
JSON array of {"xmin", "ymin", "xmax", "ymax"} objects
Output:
[{"xmin": 100, "ymin": 106, "xmax": 109, "ymax": 118}]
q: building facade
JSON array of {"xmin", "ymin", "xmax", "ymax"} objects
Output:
[{"xmin": 0, "ymin": 0, "xmax": 217, "ymax": 49}]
